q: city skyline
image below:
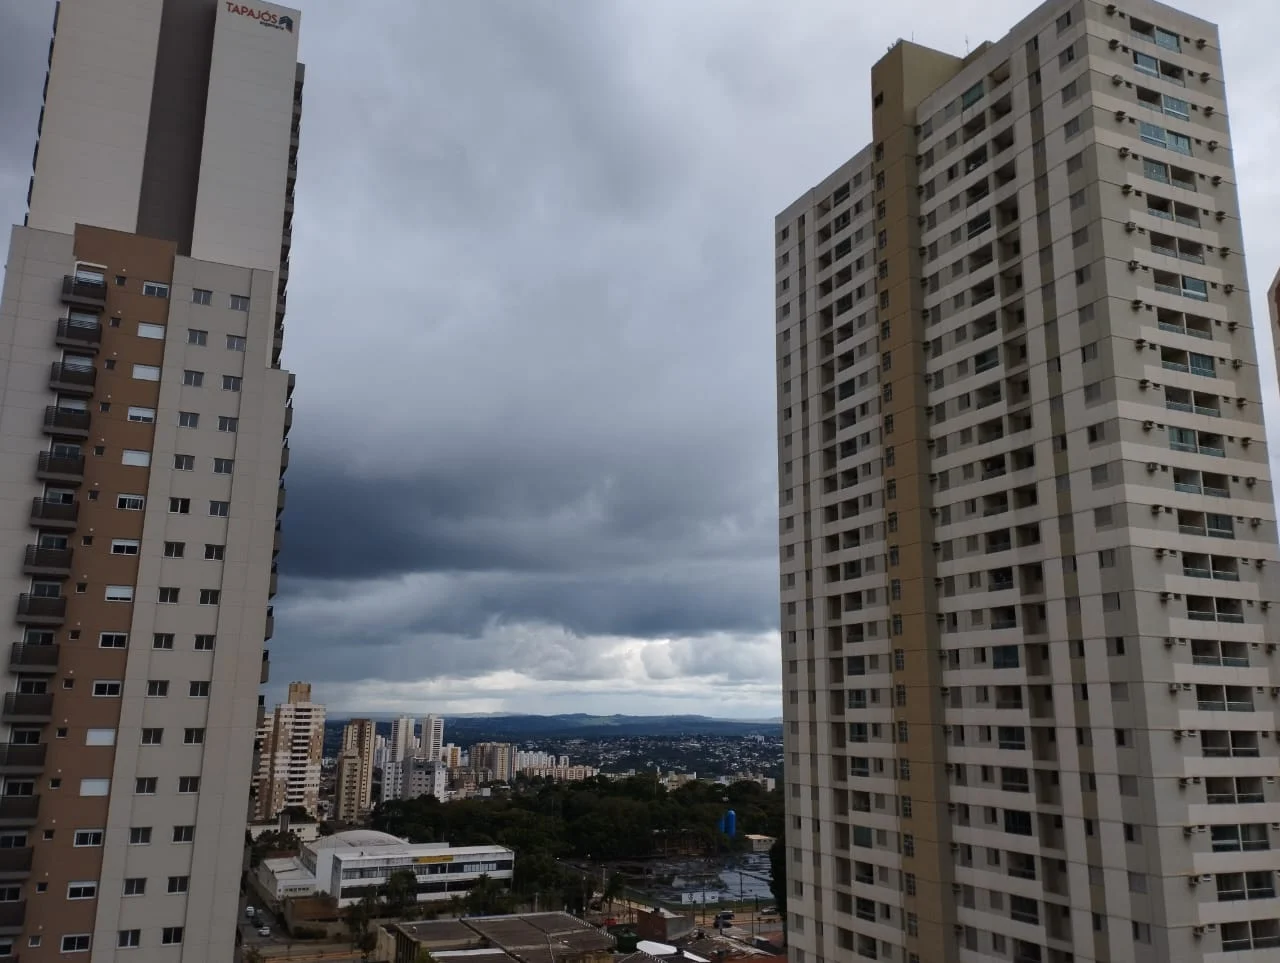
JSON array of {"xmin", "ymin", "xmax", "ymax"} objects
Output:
[{"xmin": 3, "ymin": 2, "xmax": 1279, "ymax": 725}]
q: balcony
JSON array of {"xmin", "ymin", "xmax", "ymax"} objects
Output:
[
  {"xmin": 1, "ymin": 694, "xmax": 52, "ymax": 723},
  {"xmin": 60, "ymin": 273, "xmax": 107, "ymax": 307},
  {"xmin": 0, "ymin": 847, "xmax": 32, "ymax": 881},
  {"xmin": 48, "ymin": 361, "xmax": 96, "ymax": 397},
  {"xmin": 0, "ymin": 745, "xmax": 47, "ymax": 774},
  {"xmin": 0, "ymin": 899, "xmax": 25, "ymax": 934},
  {"xmin": 14, "ymin": 596, "xmax": 65, "ymax": 626},
  {"xmin": 22, "ymin": 546, "xmax": 71, "ymax": 578},
  {"xmin": 7, "ymin": 644, "xmax": 58, "ymax": 675},
  {"xmin": 265, "ymin": 606, "xmax": 275, "ymax": 640},
  {"xmin": 55, "ymin": 318, "xmax": 102, "ymax": 353},
  {"xmin": 42, "ymin": 406, "xmax": 90, "ymax": 439},
  {"xmin": 29, "ymin": 498, "xmax": 78, "ymax": 529},
  {"xmin": 0, "ymin": 796, "xmax": 39, "ymax": 827},
  {"xmin": 35, "ymin": 452, "xmax": 84, "ymax": 485}
]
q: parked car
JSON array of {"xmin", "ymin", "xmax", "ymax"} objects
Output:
[
  {"xmin": 257, "ymin": 925, "xmax": 271, "ymax": 937},
  {"xmin": 245, "ymin": 906, "xmax": 255, "ymax": 918}
]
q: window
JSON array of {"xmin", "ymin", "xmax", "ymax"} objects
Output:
[
  {"xmin": 140, "ymin": 729, "xmax": 162, "ymax": 746},
  {"xmin": 187, "ymin": 329, "xmax": 208, "ymax": 345},
  {"xmin": 141, "ymin": 281, "xmax": 169, "ymax": 298},
  {"xmin": 117, "ymin": 493, "xmax": 145, "ymax": 510},
  {"xmin": 67, "ymin": 880, "xmax": 97, "ymax": 899},
  {"xmin": 118, "ymin": 930, "xmax": 141, "ymax": 948},
  {"xmin": 161, "ymin": 928, "xmax": 183, "ymax": 946},
  {"xmin": 192, "ymin": 288, "xmax": 212, "ymax": 305},
  {"xmin": 198, "ymin": 589, "xmax": 220, "ymax": 605},
  {"xmin": 85, "ymin": 728, "xmax": 115, "ymax": 746},
  {"xmin": 204, "ymin": 544, "xmax": 225, "ymax": 560},
  {"xmin": 72, "ymin": 830, "xmax": 103, "ymax": 847},
  {"xmin": 217, "ymin": 416, "xmax": 238, "ymax": 432},
  {"xmin": 194, "ymin": 634, "xmax": 216, "ymax": 651},
  {"xmin": 189, "ymin": 681, "xmax": 211, "ymax": 697},
  {"xmin": 153, "ymin": 633, "xmax": 174, "ymax": 650},
  {"xmin": 126, "ymin": 406, "xmax": 155, "ymax": 423},
  {"xmin": 229, "ymin": 295, "xmax": 250, "ymax": 311},
  {"xmin": 209, "ymin": 500, "xmax": 230, "ymax": 517},
  {"xmin": 105, "ymin": 586, "xmax": 133, "ymax": 602},
  {"xmin": 62, "ymin": 935, "xmax": 92, "ymax": 953},
  {"xmin": 99, "ymin": 632, "xmax": 127, "ymax": 649},
  {"xmin": 1058, "ymin": 44, "xmax": 1075, "ymax": 67},
  {"xmin": 121, "ymin": 449, "xmax": 150, "ymax": 467},
  {"xmin": 1064, "ymin": 115, "xmax": 1081, "ymax": 139},
  {"xmin": 158, "ymin": 587, "xmax": 179, "ymax": 604},
  {"xmin": 168, "ymin": 875, "xmax": 190, "ymax": 893},
  {"xmin": 178, "ymin": 412, "xmax": 199, "ymax": 428},
  {"xmin": 183, "ymin": 728, "xmax": 205, "ymax": 745},
  {"xmin": 146, "ymin": 680, "xmax": 169, "ymax": 697},
  {"xmin": 177, "ymin": 777, "xmax": 200, "ymax": 793},
  {"xmin": 1140, "ymin": 121, "xmax": 1191, "ymax": 155},
  {"xmin": 128, "ymin": 827, "xmax": 151, "ymax": 845},
  {"xmin": 213, "ymin": 458, "xmax": 234, "ymax": 475},
  {"xmin": 134, "ymin": 777, "xmax": 157, "ymax": 794},
  {"xmin": 92, "ymin": 680, "xmax": 122, "ymax": 697},
  {"xmin": 222, "ymin": 375, "xmax": 242, "ymax": 391},
  {"xmin": 110, "ymin": 539, "xmax": 139, "ymax": 557},
  {"xmin": 123, "ymin": 878, "xmax": 146, "ymax": 896},
  {"xmin": 163, "ymin": 541, "xmax": 185, "ymax": 558},
  {"xmin": 182, "ymin": 369, "xmax": 204, "ymax": 386},
  {"xmin": 226, "ymin": 335, "xmax": 247, "ymax": 351},
  {"xmin": 137, "ymin": 322, "xmax": 165, "ymax": 339},
  {"xmin": 169, "ymin": 498, "xmax": 190, "ymax": 514},
  {"xmin": 132, "ymin": 364, "xmax": 160, "ymax": 381},
  {"xmin": 172, "ymin": 825, "xmax": 194, "ymax": 843}
]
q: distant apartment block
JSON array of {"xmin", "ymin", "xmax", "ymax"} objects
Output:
[
  {"xmin": 775, "ymin": 2, "xmax": 1280, "ymax": 962},
  {"xmin": 253, "ymin": 682, "xmax": 325, "ymax": 819},
  {"xmin": 335, "ymin": 717, "xmax": 375, "ymax": 823}
]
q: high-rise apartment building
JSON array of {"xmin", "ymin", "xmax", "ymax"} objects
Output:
[
  {"xmin": 775, "ymin": 3, "xmax": 1280, "ymax": 962},
  {"xmin": 421, "ymin": 713, "xmax": 445, "ymax": 761},
  {"xmin": 0, "ymin": 0, "xmax": 301, "ymax": 957},
  {"xmin": 389, "ymin": 714, "xmax": 416, "ymax": 761},
  {"xmin": 335, "ymin": 718, "xmax": 375, "ymax": 823},
  {"xmin": 470, "ymin": 742, "xmax": 515, "ymax": 782},
  {"xmin": 252, "ymin": 682, "xmax": 324, "ymax": 820}
]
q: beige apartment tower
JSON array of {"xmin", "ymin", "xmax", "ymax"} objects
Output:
[
  {"xmin": 0, "ymin": 0, "xmax": 301, "ymax": 958},
  {"xmin": 335, "ymin": 717, "xmax": 375, "ymax": 823},
  {"xmin": 252, "ymin": 682, "xmax": 324, "ymax": 820},
  {"xmin": 775, "ymin": 2, "xmax": 1280, "ymax": 963}
]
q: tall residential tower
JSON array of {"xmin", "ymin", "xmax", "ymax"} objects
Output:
[
  {"xmin": 775, "ymin": 2, "xmax": 1280, "ymax": 962},
  {"xmin": 252, "ymin": 682, "xmax": 324, "ymax": 821},
  {"xmin": 0, "ymin": 0, "xmax": 300, "ymax": 957}
]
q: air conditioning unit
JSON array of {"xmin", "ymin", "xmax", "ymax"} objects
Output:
[
  {"xmin": 1201, "ymin": 873, "xmax": 1214, "ymax": 883},
  {"xmin": 1188, "ymin": 874, "xmax": 1200, "ymax": 886},
  {"xmin": 1247, "ymin": 476, "xmax": 1257, "ymax": 487},
  {"xmin": 1125, "ymin": 220, "xmax": 1137, "ymax": 232},
  {"xmin": 1146, "ymin": 462, "xmax": 1158, "ymax": 473},
  {"xmin": 1140, "ymin": 378, "xmax": 1151, "ymax": 388},
  {"xmin": 1211, "ymin": 175, "xmax": 1223, "ymax": 186},
  {"xmin": 1200, "ymin": 71, "xmax": 1211, "ymax": 82},
  {"xmin": 1169, "ymin": 682, "xmax": 1181, "ymax": 693},
  {"xmin": 1164, "ymin": 638, "xmax": 1176, "ymax": 648},
  {"xmin": 1135, "ymin": 337, "xmax": 1147, "ymax": 348},
  {"xmin": 1160, "ymin": 591, "xmax": 1172, "ymax": 602},
  {"xmin": 1196, "ymin": 38, "xmax": 1208, "ymax": 49},
  {"xmin": 1119, "ymin": 146, "xmax": 1132, "ymax": 158},
  {"xmin": 1131, "ymin": 298, "xmax": 1143, "ymax": 309},
  {"xmin": 1252, "ymin": 517, "xmax": 1262, "ymax": 527},
  {"xmin": 1156, "ymin": 548, "xmax": 1167, "ymax": 558},
  {"xmin": 1216, "ymin": 210, "xmax": 1226, "ymax": 221},
  {"xmin": 1115, "ymin": 109, "xmax": 1128, "ymax": 121},
  {"xmin": 1106, "ymin": 3, "xmax": 1117, "ymax": 14},
  {"xmin": 1225, "ymin": 283, "xmax": 1235, "ymax": 293},
  {"xmin": 1129, "ymin": 259, "xmax": 1140, "ymax": 271},
  {"xmin": 1121, "ymin": 183, "xmax": 1134, "ymax": 195},
  {"xmin": 1205, "ymin": 106, "xmax": 1216, "ymax": 117},
  {"xmin": 1143, "ymin": 419, "xmax": 1155, "ymax": 430},
  {"xmin": 1173, "ymin": 728, "xmax": 1183, "ymax": 738},
  {"xmin": 1232, "ymin": 359, "xmax": 1243, "ymax": 369},
  {"xmin": 1179, "ymin": 777, "xmax": 1190, "ymax": 788},
  {"xmin": 1184, "ymin": 825, "xmax": 1195, "ymax": 837}
]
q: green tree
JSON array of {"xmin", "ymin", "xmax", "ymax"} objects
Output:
[{"xmin": 383, "ymin": 868, "xmax": 418, "ymax": 919}]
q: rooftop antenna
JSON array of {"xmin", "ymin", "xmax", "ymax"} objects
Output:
[{"xmin": 965, "ymin": 35, "xmax": 970, "ymax": 54}]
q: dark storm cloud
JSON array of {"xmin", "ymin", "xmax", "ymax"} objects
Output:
[{"xmin": 0, "ymin": 4, "xmax": 52, "ymax": 229}]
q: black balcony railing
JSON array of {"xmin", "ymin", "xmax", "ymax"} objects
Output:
[
  {"xmin": 35, "ymin": 452, "xmax": 84, "ymax": 482},
  {"xmin": 48, "ymin": 362, "xmax": 96, "ymax": 394},
  {"xmin": 42, "ymin": 406, "xmax": 90, "ymax": 435},
  {"xmin": 1, "ymin": 694, "xmax": 52, "ymax": 720},
  {"xmin": 0, "ymin": 898, "xmax": 25, "ymax": 929},
  {"xmin": 7, "ymin": 644, "xmax": 58, "ymax": 672},
  {"xmin": 55, "ymin": 318, "xmax": 102, "ymax": 351},
  {"xmin": 0, "ymin": 746, "xmax": 47, "ymax": 770},
  {"xmin": 22, "ymin": 546, "xmax": 72, "ymax": 576},
  {"xmin": 61, "ymin": 274, "xmax": 107, "ymax": 305},
  {"xmin": 0, "ymin": 847, "xmax": 32, "ymax": 876},
  {"xmin": 0, "ymin": 796, "xmax": 40, "ymax": 824},
  {"xmin": 29, "ymin": 498, "xmax": 78, "ymax": 527},
  {"xmin": 14, "ymin": 596, "xmax": 65, "ymax": 625}
]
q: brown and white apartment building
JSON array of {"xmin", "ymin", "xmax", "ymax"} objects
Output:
[
  {"xmin": 0, "ymin": 0, "xmax": 301, "ymax": 957},
  {"xmin": 776, "ymin": 1, "xmax": 1280, "ymax": 962}
]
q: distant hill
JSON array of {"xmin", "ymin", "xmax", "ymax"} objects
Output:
[{"xmin": 322, "ymin": 713, "xmax": 781, "ymax": 752}]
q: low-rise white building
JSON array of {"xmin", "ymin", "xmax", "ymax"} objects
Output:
[{"xmin": 257, "ymin": 830, "xmax": 513, "ymax": 908}]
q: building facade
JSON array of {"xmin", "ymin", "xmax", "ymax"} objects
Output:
[
  {"xmin": 0, "ymin": 0, "xmax": 301, "ymax": 958},
  {"xmin": 471, "ymin": 742, "xmax": 515, "ymax": 782},
  {"xmin": 254, "ymin": 682, "xmax": 324, "ymax": 820},
  {"xmin": 335, "ymin": 718, "xmax": 376, "ymax": 823},
  {"xmin": 420, "ymin": 713, "xmax": 445, "ymax": 761},
  {"xmin": 389, "ymin": 714, "xmax": 416, "ymax": 762},
  {"xmin": 775, "ymin": 3, "xmax": 1280, "ymax": 963}
]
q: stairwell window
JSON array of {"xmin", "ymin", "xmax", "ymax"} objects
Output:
[
  {"xmin": 188, "ymin": 329, "xmax": 207, "ymax": 345},
  {"xmin": 195, "ymin": 635, "xmax": 216, "ymax": 651},
  {"xmin": 217, "ymin": 416, "xmax": 238, "ymax": 432},
  {"xmin": 213, "ymin": 458, "xmax": 233, "ymax": 474},
  {"xmin": 177, "ymin": 777, "xmax": 200, "ymax": 793},
  {"xmin": 172, "ymin": 826, "xmax": 194, "ymax": 843},
  {"xmin": 158, "ymin": 587, "xmax": 179, "ymax": 604},
  {"xmin": 209, "ymin": 500, "xmax": 230, "ymax": 517},
  {"xmin": 178, "ymin": 412, "xmax": 199, "ymax": 428},
  {"xmin": 153, "ymin": 634, "xmax": 174, "ymax": 650},
  {"xmin": 169, "ymin": 498, "xmax": 190, "ymax": 514},
  {"xmin": 229, "ymin": 295, "xmax": 250, "ymax": 311},
  {"xmin": 182, "ymin": 369, "xmax": 203, "ymax": 386},
  {"xmin": 222, "ymin": 375, "xmax": 242, "ymax": 391},
  {"xmin": 189, "ymin": 681, "xmax": 210, "ymax": 697},
  {"xmin": 226, "ymin": 335, "xmax": 246, "ymax": 351},
  {"xmin": 146, "ymin": 681, "xmax": 169, "ymax": 697},
  {"xmin": 174, "ymin": 454, "xmax": 194, "ymax": 471},
  {"xmin": 161, "ymin": 928, "xmax": 183, "ymax": 946},
  {"xmin": 191, "ymin": 288, "xmax": 212, "ymax": 306},
  {"xmin": 198, "ymin": 590, "xmax": 220, "ymax": 605}
]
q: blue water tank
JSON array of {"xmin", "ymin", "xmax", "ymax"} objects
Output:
[{"xmin": 726, "ymin": 809, "xmax": 737, "ymax": 837}]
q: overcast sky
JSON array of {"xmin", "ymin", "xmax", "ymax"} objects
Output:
[{"xmin": 2, "ymin": 1, "xmax": 1279, "ymax": 719}]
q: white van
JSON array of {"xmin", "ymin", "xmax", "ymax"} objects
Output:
[{"xmin": 245, "ymin": 906, "xmax": 256, "ymax": 919}]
